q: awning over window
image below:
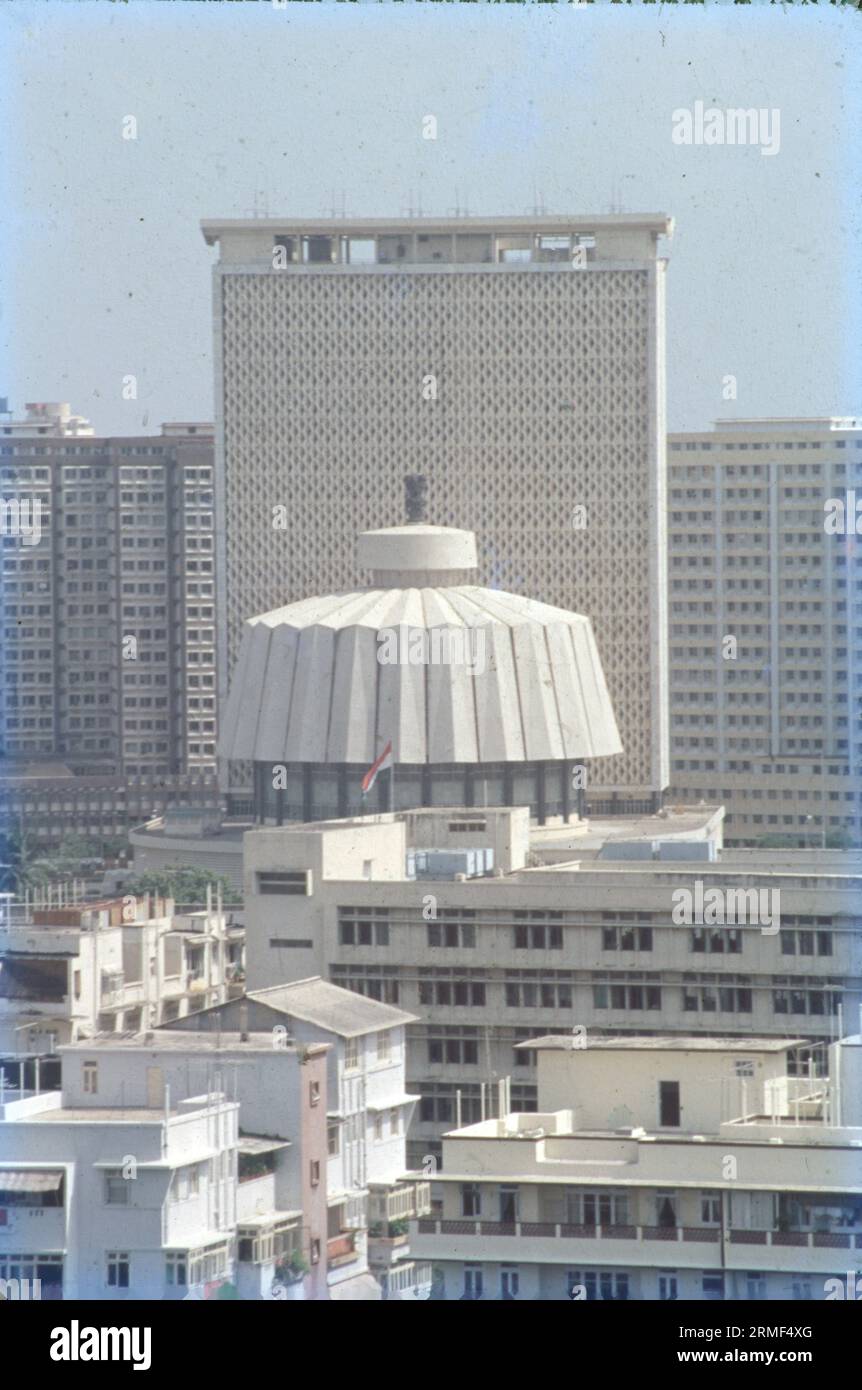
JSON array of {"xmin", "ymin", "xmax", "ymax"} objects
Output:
[
  {"xmin": 0, "ymin": 1170, "xmax": 64, "ymax": 1193},
  {"xmin": 237, "ymin": 1137, "xmax": 290, "ymax": 1156},
  {"xmin": 366, "ymin": 1094, "xmax": 419, "ymax": 1112}
]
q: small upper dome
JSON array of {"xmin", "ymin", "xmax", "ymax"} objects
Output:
[{"xmin": 357, "ymin": 524, "xmax": 478, "ymax": 587}]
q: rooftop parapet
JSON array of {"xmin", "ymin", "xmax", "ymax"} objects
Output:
[{"xmin": 202, "ymin": 213, "xmax": 673, "ymax": 269}]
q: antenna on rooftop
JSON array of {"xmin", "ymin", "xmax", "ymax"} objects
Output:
[
  {"xmin": 244, "ymin": 190, "xmax": 270, "ymax": 219},
  {"xmin": 527, "ymin": 185, "xmax": 547, "ymax": 217},
  {"xmin": 608, "ymin": 176, "xmax": 634, "ymax": 214},
  {"xmin": 447, "ymin": 189, "xmax": 471, "ymax": 218},
  {"xmin": 402, "ymin": 188, "xmax": 425, "ymax": 218},
  {"xmin": 325, "ymin": 190, "xmax": 350, "ymax": 219}
]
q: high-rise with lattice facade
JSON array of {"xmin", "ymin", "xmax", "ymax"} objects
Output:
[{"xmin": 202, "ymin": 215, "xmax": 673, "ymax": 802}]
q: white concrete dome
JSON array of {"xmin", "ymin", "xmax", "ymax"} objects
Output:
[{"xmin": 219, "ymin": 523, "xmax": 622, "ymax": 768}]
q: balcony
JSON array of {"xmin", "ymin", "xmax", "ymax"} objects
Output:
[
  {"xmin": 368, "ymin": 1221, "xmax": 410, "ymax": 1268},
  {"xmin": 337, "ymin": 1194, "xmax": 368, "ymax": 1232},
  {"xmin": 237, "ymin": 1213, "xmax": 302, "ymax": 1266},
  {"xmin": 104, "ymin": 980, "xmax": 147, "ymax": 1009},
  {"xmin": 368, "ymin": 1180, "xmax": 432, "ymax": 1225},
  {"xmin": 327, "ymin": 1232, "xmax": 359, "ymax": 1269},
  {"xmin": 729, "ymin": 1228, "xmax": 861, "ymax": 1251},
  {"xmin": 414, "ymin": 1220, "xmax": 862, "ymax": 1274},
  {"xmin": 100, "ymin": 970, "xmax": 125, "ymax": 1007},
  {"xmin": 381, "ymin": 1260, "xmax": 433, "ymax": 1301}
]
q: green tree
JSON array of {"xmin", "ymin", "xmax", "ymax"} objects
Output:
[
  {"xmin": 123, "ymin": 865, "xmax": 240, "ymax": 906},
  {"xmin": 0, "ymin": 822, "xmax": 66, "ymax": 895}
]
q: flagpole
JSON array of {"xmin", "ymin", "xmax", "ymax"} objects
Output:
[{"xmin": 389, "ymin": 757, "xmax": 395, "ymax": 814}]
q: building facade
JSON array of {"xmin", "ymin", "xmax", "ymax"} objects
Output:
[
  {"xmin": 0, "ymin": 407, "xmax": 217, "ymax": 777},
  {"xmin": 0, "ymin": 1068, "xmax": 241, "ymax": 1302},
  {"xmin": 412, "ymin": 1034, "xmax": 862, "ymax": 1301},
  {"xmin": 0, "ymin": 994, "xmax": 431, "ymax": 1303},
  {"xmin": 0, "ymin": 892, "xmax": 244, "ymax": 1090},
  {"xmin": 668, "ymin": 417, "xmax": 862, "ymax": 847},
  {"xmin": 171, "ymin": 979, "xmax": 432, "ymax": 1299},
  {"xmin": 238, "ymin": 806, "xmax": 862, "ymax": 1170},
  {"xmin": 0, "ymin": 1029, "xmax": 329, "ymax": 1301},
  {"xmin": 0, "ymin": 766, "xmax": 221, "ymax": 854},
  {"xmin": 203, "ymin": 214, "xmax": 672, "ymax": 802}
]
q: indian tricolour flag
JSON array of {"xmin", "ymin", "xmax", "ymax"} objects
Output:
[{"xmin": 361, "ymin": 740, "xmax": 393, "ymax": 796}]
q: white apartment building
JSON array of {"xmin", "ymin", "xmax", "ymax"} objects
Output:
[
  {"xmin": 0, "ymin": 1056, "xmax": 241, "ymax": 1301},
  {"xmin": 171, "ymin": 979, "xmax": 432, "ymax": 1300},
  {"xmin": 0, "ymin": 979, "xmax": 428, "ymax": 1303},
  {"xmin": 668, "ymin": 417, "xmax": 862, "ymax": 846},
  {"xmin": 203, "ymin": 213, "xmax": 672, "ymax": 803},
  {"xmin": 412, "ymin": 1033, "xmax": 862, "ymax": 1301},
  {"xmin": 239, "ymin": 806, "xmax": 862, "ymax": 1168},
  {"xmin": 0, "ymin": 893, "xmax": 244, "ymax": 1091}
]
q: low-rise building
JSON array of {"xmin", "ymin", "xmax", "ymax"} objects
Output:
[
  {"xmin": 0, "ymin": 1072, "xmax": 242, "ymax": 1301},
  {"xmin": 171, "ymin": 979, "xmax": 432, "ymax": 1299},
  {"xmin": 0, "ymin": 893, "xmax": 244, "ymax": 1090},
  {"xmin": 238, "ymin": 805, "xmax": 862, "ymax": 1166},
  {"xmin": 413, "ymin": 1033, "xmax": 862, "ymax": 1301},
  {"xmin": 0, "ymin": 1023, "xmax": 339, "ymax": 1300}
]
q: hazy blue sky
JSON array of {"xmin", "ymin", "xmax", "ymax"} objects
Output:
[{"xmin": 1, "ymin": 0, "xmax": 859, "ymax": 435}]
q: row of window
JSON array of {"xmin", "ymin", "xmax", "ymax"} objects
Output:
[
  {"xmin": 341, "ymin": 1030, "xmax": 393, "ymax": 1071},
  {"xmin": 460, "ymin": 1265, "xmax": 818, "ymax": 1301},
  {"xmin": 339, "ymin": 921, "xmax": 837, "ymax": 954},
  {"xmin": 419, "ymin": 1084, "xmax": 537, "ymax": 1124},
  {"xmin": 335, "ymin": 974, "xmax": 843, "ymax": 1018},
  {"xmin": 670, "ymin": 440, "xmax": 862, "ymax": 453},
  {"xmin": 110, "ymin": 1245, "xmax": 233, "ymax": 1289}
]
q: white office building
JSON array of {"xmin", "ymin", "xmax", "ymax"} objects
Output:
[
  {"xmin": 412, "ymin": 1032, "xmax": 862, "ymax": 1301},
  {"xmin": 238, "ymin": 805, "xmax": 862, "ymax": 1168}
]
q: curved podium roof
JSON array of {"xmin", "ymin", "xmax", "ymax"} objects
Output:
[{"xmin": 219, "ymin": 524, "xmax": 622, "ymax": 767}]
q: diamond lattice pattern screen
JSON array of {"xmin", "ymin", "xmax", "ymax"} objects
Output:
[{"xmin": 219, "ymin": 266, "xmax": 667, "ymax": 792}]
